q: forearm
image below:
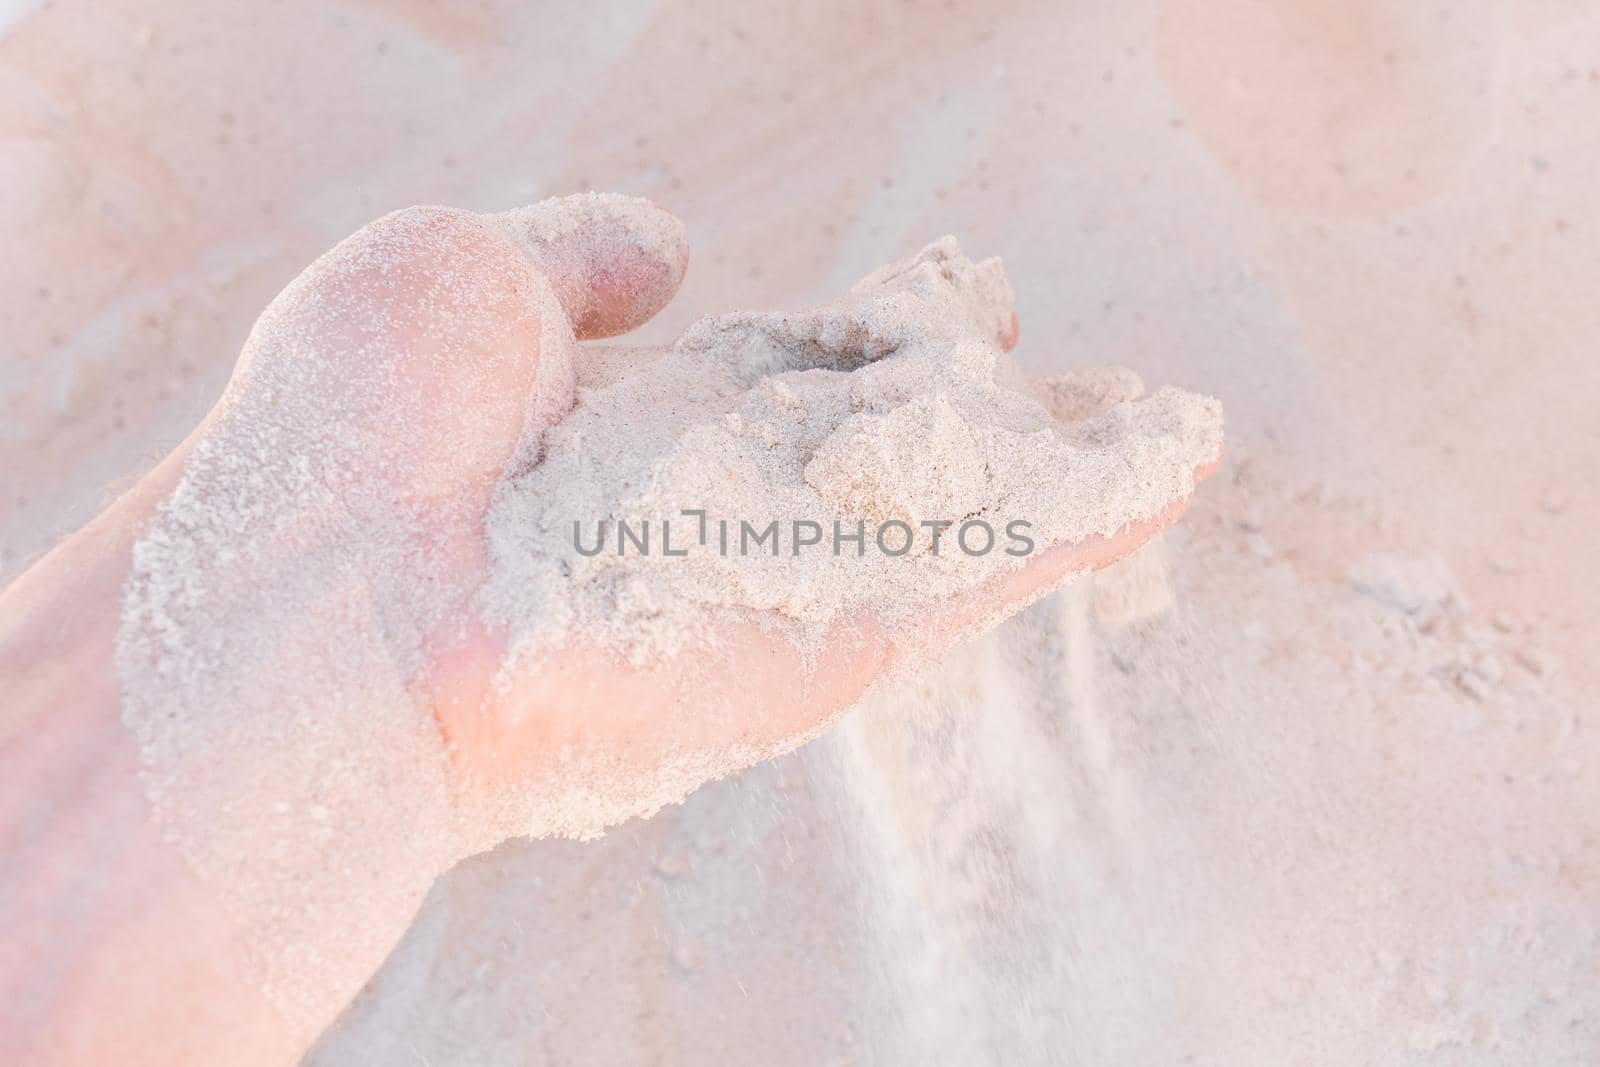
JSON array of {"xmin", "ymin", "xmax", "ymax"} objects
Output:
[
  {"xmin": 0, "ymin": 629, "xmax": 306, "ymax": 1064},
  {"xmin": 0, "ymin": 456, "xmax": 411, "ymax": 1065}
]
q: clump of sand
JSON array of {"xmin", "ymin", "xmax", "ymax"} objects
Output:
[
  {"xmin": 482, "ymin": 236, "xmax": 1222, "ymax": 668},
  {"xmin": 467, "ymin": 230, "xmax": 1220, "ymax": 844}
]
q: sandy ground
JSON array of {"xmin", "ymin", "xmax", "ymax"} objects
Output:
[{"xmin": 3, "ymin": 2, "xmax": 1597, "ymax": 1063}]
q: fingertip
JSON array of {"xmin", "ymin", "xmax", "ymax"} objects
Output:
[
  {"xmin": 494, "ymin": 193, "xmax": 690, "ymax": 340},
  {"xmin": 999, "ymin": 310, "xmax": 1020, "ymax": 351}
]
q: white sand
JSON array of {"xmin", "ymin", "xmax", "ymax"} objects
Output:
[{"xmin": 3, "ymin": 3, "xmax": 1597, "ymax": 1064}]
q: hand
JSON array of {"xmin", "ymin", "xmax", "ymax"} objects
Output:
[
  {"xmin": 122, "ymin": 194, "xmax": 1215, "ymax": 861},
  {"xmin": 1, "ymin": 193, "xmax": 1217, "ymax": 1065}
]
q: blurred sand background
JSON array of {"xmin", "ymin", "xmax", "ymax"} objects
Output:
[{"xmin": 2, "ymin": 2, "xmax": 1597, "ymax": 1063}]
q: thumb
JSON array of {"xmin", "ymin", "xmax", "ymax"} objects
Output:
[{"xmin": 493, "ymin": 193, "xmax": 690, "ymax": 340}]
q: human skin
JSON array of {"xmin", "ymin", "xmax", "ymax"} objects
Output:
[{"xmin": 0, "ymin": 198, "xmax": 1214, "ymax": 1065}]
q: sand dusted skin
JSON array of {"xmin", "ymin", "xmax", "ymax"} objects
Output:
[{"xmin": 114, "ymin": 194, "xmax": 1220, "ymax": 1020}]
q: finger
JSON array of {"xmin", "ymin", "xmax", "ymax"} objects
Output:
[
  {"xmin": 1044, "ymin": 385, "xmax": 1222, "ymax": 558},
  {"xmin": 798, "ymin": 463, "xmax": 1218, "ymax": 713},
  {"xmin": 225, "ymin": 205, "xmax": 574, "ymax": 504},
  {"xmin": 893, "ymin": 457, "xmax": 1219, "ymax": 662},
  {"xmin": 491, "ymin": 193, "xmax": 689, "ymax": 340},
  {"xmin": 999, "ymin": 310, "xmax": 1021, "ymax": 352}
]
